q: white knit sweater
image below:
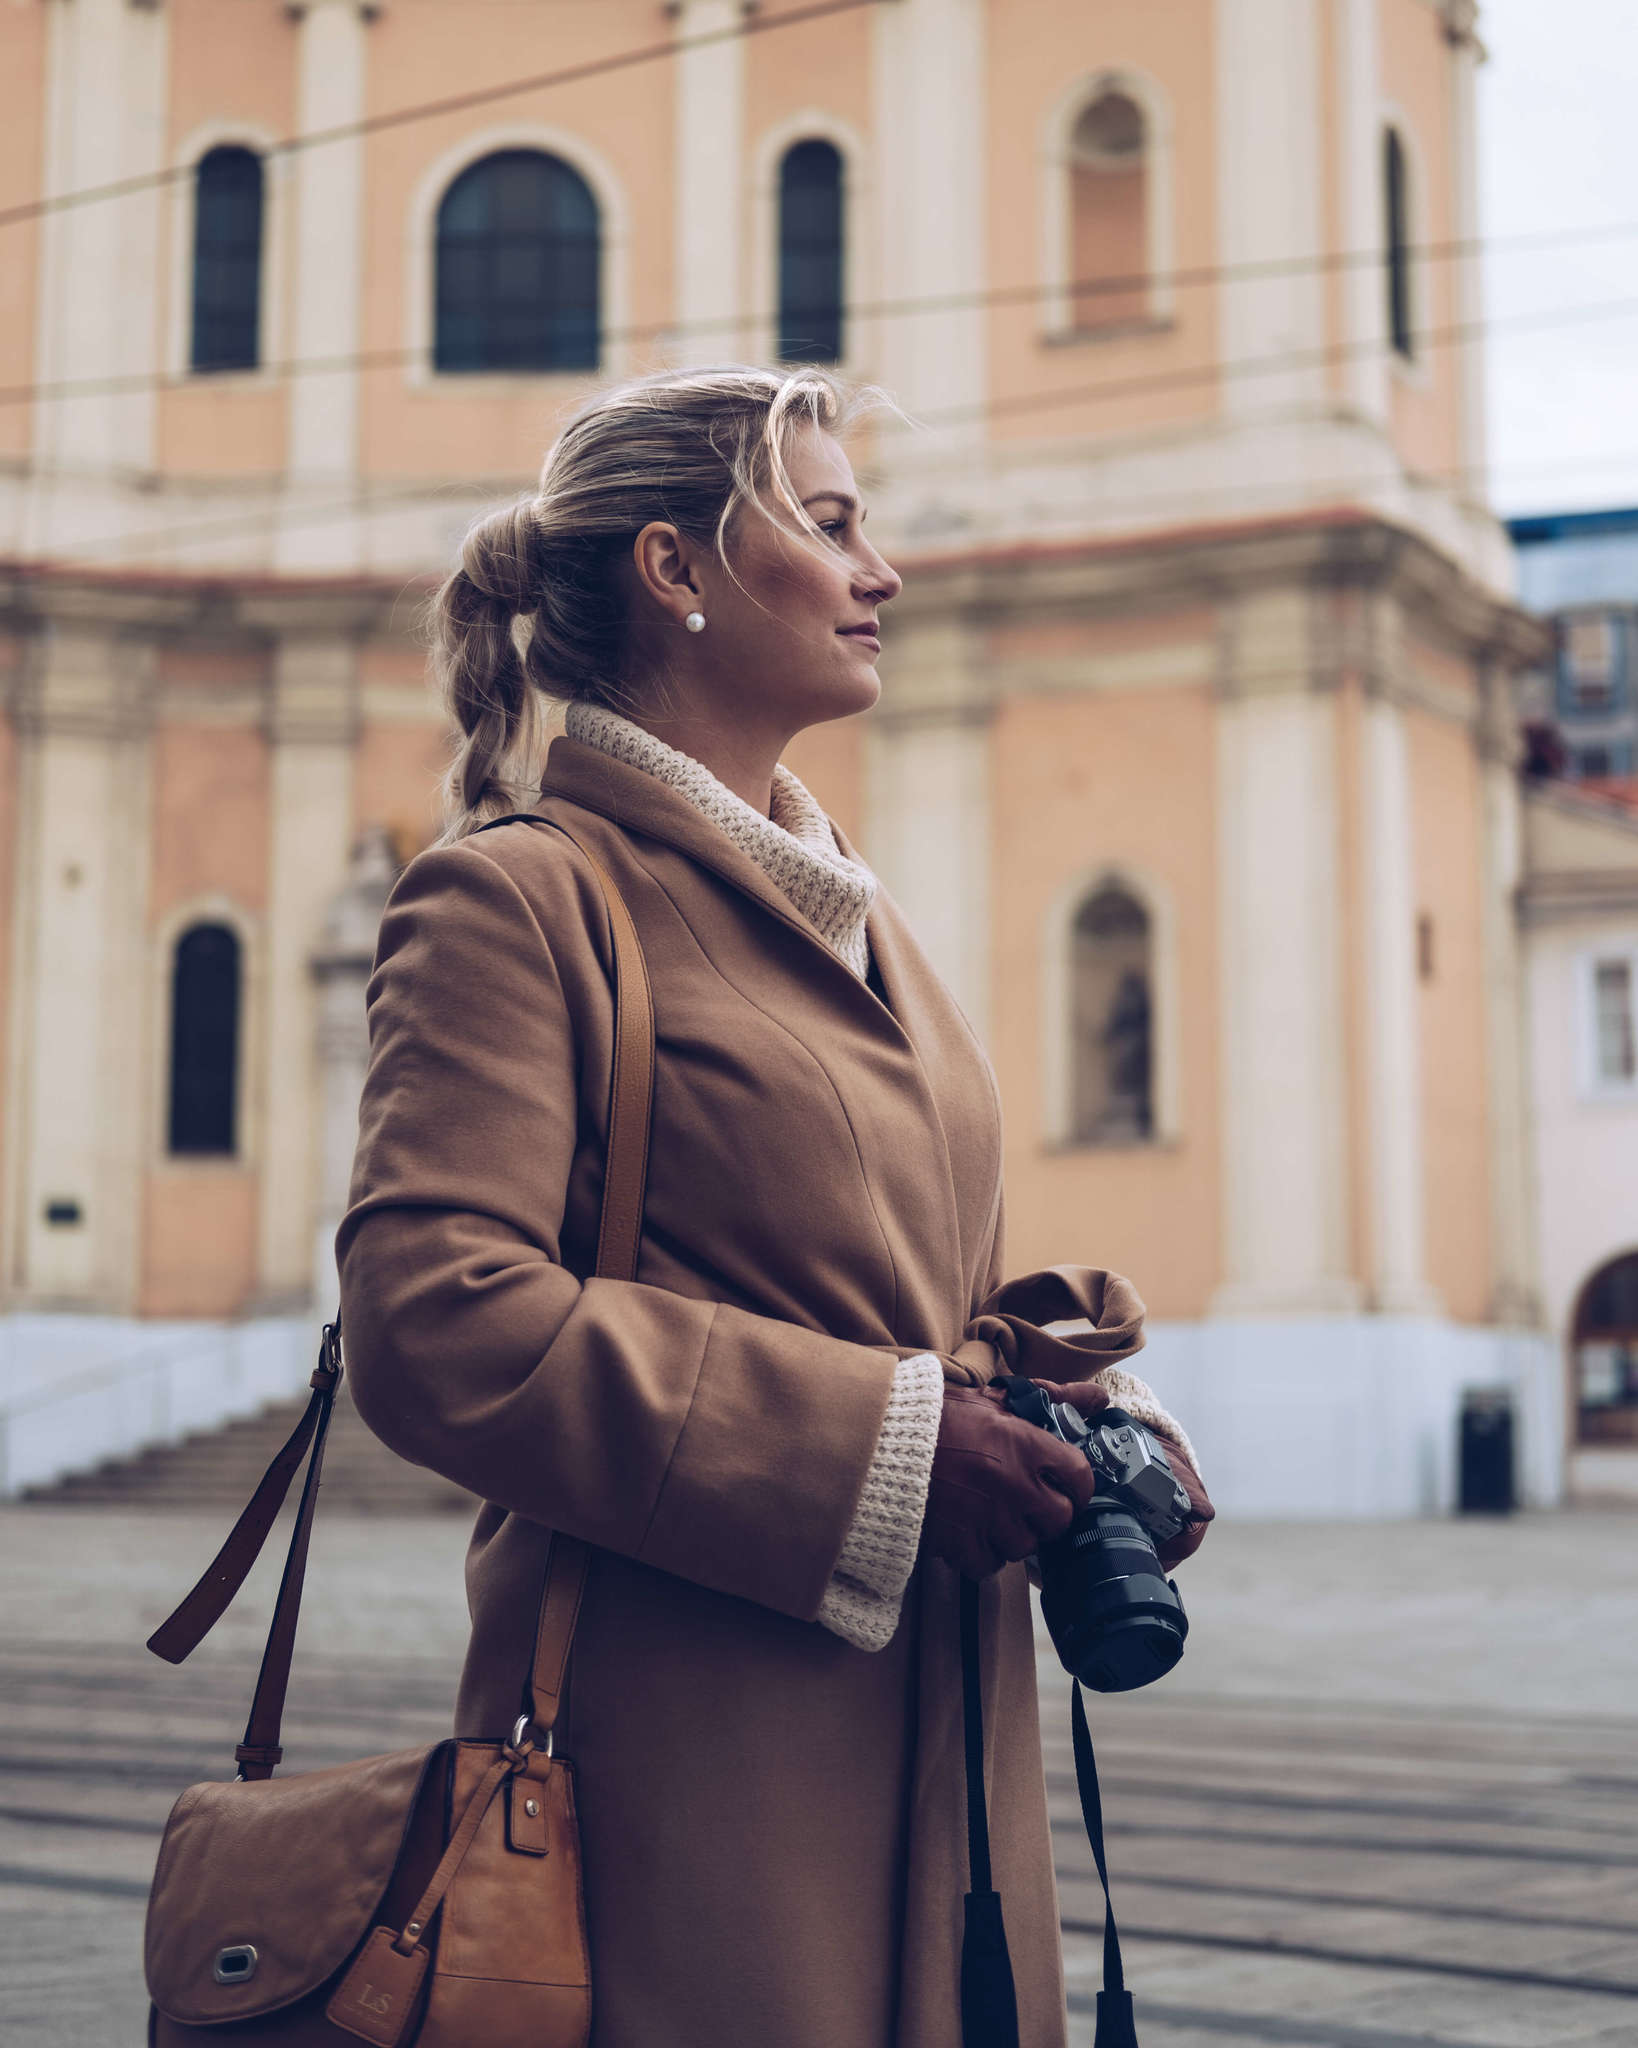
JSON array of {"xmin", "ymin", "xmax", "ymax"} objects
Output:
[{"xmin": 562, "ymin": 701, "xmax": 1192, "ymax": 1653}]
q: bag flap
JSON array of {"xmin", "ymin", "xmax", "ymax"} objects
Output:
[{"xmin": 145, "ymin": 1743, "xmax": 444, "ymax": 2025}]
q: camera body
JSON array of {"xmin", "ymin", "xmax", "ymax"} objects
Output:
[{"xmin": 1000, "ymin": 1378, "xmax": 1191, "ymax": 1694}]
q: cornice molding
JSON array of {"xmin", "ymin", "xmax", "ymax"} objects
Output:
[{"xmin": 890, "ymin": 508, "xmax": 1550, "ymax": 674}]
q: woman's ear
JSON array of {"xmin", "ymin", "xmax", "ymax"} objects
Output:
[{"xmin": 632, "ymin": 521, "xmax": 705, "ymax": 627}]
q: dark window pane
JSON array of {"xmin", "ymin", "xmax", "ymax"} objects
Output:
[
  {"xmin": 168, "ymin": 924, "xmax": 240, "ymax": 1155},
  {"xmin": 1384, "ymin": 128, "xmax": 1412, "ymax": 360},
  {"xmin": 435, "ymin": 150, "xmax": 602, "ymax": 373},
  {"xmin": 191, "ymin": 146, "xmax": 263, "ymax": 373},
  {"xmin": 778, "ymin": 140, "xmax": 844, "ymax": 364}
]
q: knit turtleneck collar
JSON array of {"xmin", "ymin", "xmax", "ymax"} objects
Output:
[{"xmin": 562, "ymin": 700, "xmax": 877, "ymax": 979}]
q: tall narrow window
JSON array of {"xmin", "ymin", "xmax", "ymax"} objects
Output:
[
  {"xmin": 1384, "ymin": 126, "xmax": 1413, "ymax": 360},
  {"xmin": 435, "ymin": 150, "xmax": 600, "ymax": 373},
  {"xmin": 778, "ymin": 140, "xmax": 844, "ymax": 363},
  {"xmin": 1564, "ymin": 615, "xmax": 1619, "ymax": 710},
  {"xmin": 168, "ymin": 923, "xmax": 241, "ymax": 1156},
  {"xmin": 191, "ymin": 146, "xmax": 263, "ymax": 372},
  {"xmin": 1070, "ymin": 884, "xmax": 1153, "ymax": 1143},
  {"xmin": 1594, "ymin": 957, "xmax": 1637, "ymax": 1086},
  {"xmin": 1069, "ymin": 90, "xmax": 1149, "ymax": 331}
]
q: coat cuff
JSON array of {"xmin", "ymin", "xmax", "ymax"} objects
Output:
[
  {"xmin": 814, "ymin": 1353, "xmax": 944, "ymax": 1653},
  {"xmin": 1094, "ymin": 1366, "xmax": 1202, "ymax": 1482}
]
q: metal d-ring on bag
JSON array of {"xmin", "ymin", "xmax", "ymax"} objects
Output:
[{"xmin": 141, "ymin": 819, "xmax": 652, "ymax": 2048}]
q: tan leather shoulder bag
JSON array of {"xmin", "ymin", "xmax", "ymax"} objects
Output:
[{"xmin": 142, "ymin": 819, "xmax": 652, "ymax": 2048}]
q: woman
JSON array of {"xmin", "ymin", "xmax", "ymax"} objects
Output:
[{"xmin": 337, "ymin": 366, "xmax": 1212, "ymax": 2048}]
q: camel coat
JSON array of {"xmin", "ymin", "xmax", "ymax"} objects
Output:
[{"xmin": 337, "ymin": 733, "xmax": 1102, "ymax": 2048}]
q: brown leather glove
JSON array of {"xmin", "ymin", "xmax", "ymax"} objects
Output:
[
  {"xmin": 921, "ymin": 1386, "xmax": 1098, "ymax": 1581},
  {"xmin": 981, "ymin": 1377, "xmax": 1214, "ymax": 1571}
]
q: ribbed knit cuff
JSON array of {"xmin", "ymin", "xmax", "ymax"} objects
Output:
[
  {"xmin": 814, "ymin": 1352, "xmax": 944, "ymax": 1653},
  {"xmin": 1094, "ymin": 1366, "xmax": 1202, "ymax": 1483}
]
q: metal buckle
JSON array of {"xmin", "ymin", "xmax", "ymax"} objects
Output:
[
  {"xmin": 213, "ymin": 1944, "xmax": 258, "ymax": 1986},
  {"xmin": 509, "ymin": 1712, "xmax": 553, "ymax": 1761}
]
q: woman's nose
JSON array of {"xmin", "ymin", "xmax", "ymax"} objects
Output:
[{"xmin": 857, "ymin": 547, "xmax": 903, "ymax": 604}]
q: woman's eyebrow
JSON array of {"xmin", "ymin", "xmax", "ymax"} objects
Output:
[{"xmin": 801, "ymin": 491, "xmax": 858, "ymax": 514}]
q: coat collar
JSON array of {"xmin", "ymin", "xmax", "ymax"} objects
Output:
[{"xmin": 539, "ymin": 732, "xmax": 888, "ymax": 996}]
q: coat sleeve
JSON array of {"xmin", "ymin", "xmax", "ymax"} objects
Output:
[{"xmin": 335, "ymin": 838, "xmax": 900, "ymax": 1624}]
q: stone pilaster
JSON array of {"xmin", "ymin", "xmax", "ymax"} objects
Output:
[
  {"xmin": 1335, "ymin": 0, "xmax": 1390, "ymax": 429},
  {"xmin": 1214, "ymin": 0, "xmax": 1327, "ymax": 421},
  {"xmin": 2, "ymin": 621, "xmax": 154, "ymax": 1308},
  {"xmin": 278, "ymin": 1, "xmax": 374, "ymax": 571},
  {"xmin": 1211, "ymin": 585, "xmax": 1360, "ymax": 1313},
  {"xmin": 863, "ymin": 613, "xmax": 994, "ymax": 1042},
  {"xmin": 27, "ymin": 0, "xmax": 169, "ymax": 550},
  {"xmin": 253, "ymin": 631, "xmax": 359, "ymax": 1306},
  {"xmin": 671, "ymin": 1, "xmax": 749, "ymax": 363},
  {"xmin": 871, "ymin": 0, "xmax": 987, "ymax": 467}
]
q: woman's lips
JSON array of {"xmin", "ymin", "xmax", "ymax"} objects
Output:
[{"xmin": 838, "ymin": 624, "xmax": 881, "ymax": 651}]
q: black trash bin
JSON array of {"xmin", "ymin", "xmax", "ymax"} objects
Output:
[{"xmin": 1458, "ymin": 1386, "xmax": 1516, "ymax": 1514}]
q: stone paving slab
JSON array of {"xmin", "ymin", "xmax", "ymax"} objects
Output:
[{"xmin": 1, "ymin": 1506, "xmax": 1634, "ymax": 2047}]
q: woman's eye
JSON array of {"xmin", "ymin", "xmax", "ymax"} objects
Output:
[{"xmin": 821, "ymin": 520, "xmax": 848, "ymax": 539}]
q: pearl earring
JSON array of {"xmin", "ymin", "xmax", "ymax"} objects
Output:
[{"xmin": 684, "ymin": 610, "xmax": 707, "ymax": 634}]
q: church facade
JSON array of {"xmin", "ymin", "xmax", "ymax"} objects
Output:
[{"xmin": 0, "ymin": 0, "xmax": 1559, "ymax": 1511}]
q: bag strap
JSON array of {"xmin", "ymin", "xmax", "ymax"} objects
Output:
[
  {"xmin": 147, "ymin": 811, "xmax": 655, "ymax": 1778},
  {"xmin": 958, "ymin": 1577, "xmax": 1020, "ymax": 2048}
]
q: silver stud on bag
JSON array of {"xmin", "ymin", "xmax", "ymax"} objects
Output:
[
  {"xmin": 684, "ymin": 610, "xmax": 706, "ymax": 633},
  {"xmin": 213, "ymin": 1944, "xmax": 258, "ymax": 1985}
]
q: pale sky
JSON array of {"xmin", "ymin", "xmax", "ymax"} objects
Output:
[{"xmin": 1480, "ymin": 0, "xmax": 1638, "ymax": 515}]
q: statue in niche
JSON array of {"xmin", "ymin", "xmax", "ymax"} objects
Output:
[{"xmin": 1097, "ymin": 970, "xmax": 1153, "ymax": 1142}]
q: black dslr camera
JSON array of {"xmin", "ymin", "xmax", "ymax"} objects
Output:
[{"xmin": 1000, "ymin": 1377, "xmax": 1191, "ymax": 1693}]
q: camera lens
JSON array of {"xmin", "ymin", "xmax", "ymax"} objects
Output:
[{"xmin": 1038, "ymin": 1501, "xmax": 1188, "ymax": 1694}]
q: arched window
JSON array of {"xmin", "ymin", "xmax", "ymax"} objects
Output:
[
  {"xmin": 167, "ymin": 923, "xmax": 241, "ymax": 1156},
  {"xmin": 1573, "ymin": 1250, "xmax": 1638, "ymax": 1446},
  {"xmin": 1069, "ymin": 89, "xmax": 1149, "ymax": 331},
  {"xmin": 1383, "ymin": 126, "xmax": 1413, "ymax": 360},
  {"xmin": 1070, "ymin": 883, "xmax": 1153, "ymax": 1144},
  {"xmin": 434, "ymin": 150, "xmax": 600, "ymax": 373},
  {"xmin": 778, "ymin": 139, "xmax": 844, "ymax": 363},
  {"xmin": 190, "ymin": 145, "xmax": 263, "ymax": 372}
]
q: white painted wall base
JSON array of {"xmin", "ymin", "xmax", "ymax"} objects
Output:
[
  {"xmin": 1137, "ymin": 1314, "xmax": 1561, "ymax": 1517},
  {"xmin": 1569, "ymin": 1449, "xmax": 1638, "ymax": 1503},
  {"xmin": 0, "ymin": 1311, "xmax": 315, "ymax": 1498}
]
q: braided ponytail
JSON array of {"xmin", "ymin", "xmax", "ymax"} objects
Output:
[{"xmin": 429, "ymin": 363, "xmax": 876, "ymax": 844}]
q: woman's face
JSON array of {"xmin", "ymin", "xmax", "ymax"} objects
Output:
[{"xmin": 635, "ymin": 425, "xmax": 903, "ymax": 751}]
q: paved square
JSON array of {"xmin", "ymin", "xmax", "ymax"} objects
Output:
[{"xmin": 2, "ymin": 1506, "xmax": 1634, "ymax": 2047}]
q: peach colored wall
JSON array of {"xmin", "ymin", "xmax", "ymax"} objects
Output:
[
  {"xmin": 148, "ymin": 721, "xmax": 270, "ymax": 920},
  {"xmin": 1406, "ymin": 700, "xmax": 1491, "ymax": 1322},
  {"xmin": 990, "ymin": 678, "xmax": 1221, "ymax": 1315},
  {"xmin": 359, "ymin": 0, "xmax": 675, "ymax": 482},
  {"xmin": 985, "ymin": 0, "xmax": 1219, "ymax": 446},
  {"xmin": 156, "ymin": 0, "xmax": 296, "ymax": 477},
  {"xmin": 1319, "ymin": 0, "xmax": 1349, "ymax": 404},
  {"xmin": 746, "ymin": 4, "xmax": 873, "ymax": 148},
  {"xmin": 1380, "ymin": 0, "xmax": 1461, "ymax": 480},
  {"xmin": 141, "ymin": 1170, "xmax": 258, "ymax": 1317},
  {"xmin": 354, "ymin": 719, "xmax": 450, "ymax": 861},
  {"xmin": 0, "ymin": 9, "xmax": 47, "ymax": 461},
  {"xmin": 783, "ymin": 711, "xmax": 865, "ymax": 848},
  {"xmin": 144, "ymin": 715, "xmax": 270, "ymax": 1316}
]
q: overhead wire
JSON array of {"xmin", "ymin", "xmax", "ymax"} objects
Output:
[
  {"xmin": 6, "ymin": 213, "xmax": 1638, "ymax": 414},
  {"xmin": 25, "ymin": 274, "xmax": 1638, "ymax": 562},
  {"xmin": 0, "ymin": 0, "xmax": 890, "ymax": 233}
]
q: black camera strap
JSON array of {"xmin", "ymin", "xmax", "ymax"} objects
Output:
[
  {"xmin": 958, "ymin": 1583, "xmax": 1142, "ymax": 2048},
  {"xmin": 1071, "ymin": 1679, "xmax": 1140, "ymax": 2048},
  {"xmin": 959, "ymin": 1577, "xmax": 1020, "ymax": 2048}
]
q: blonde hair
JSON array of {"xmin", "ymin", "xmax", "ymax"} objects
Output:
[{"xmin": 430, "ymin": 363, "xmax": 869, "ymax": 844}]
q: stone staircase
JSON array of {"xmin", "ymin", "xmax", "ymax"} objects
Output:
[{"xmin": 26, "ymin": 1380, "xmax": 476, "ymax": 1514}]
